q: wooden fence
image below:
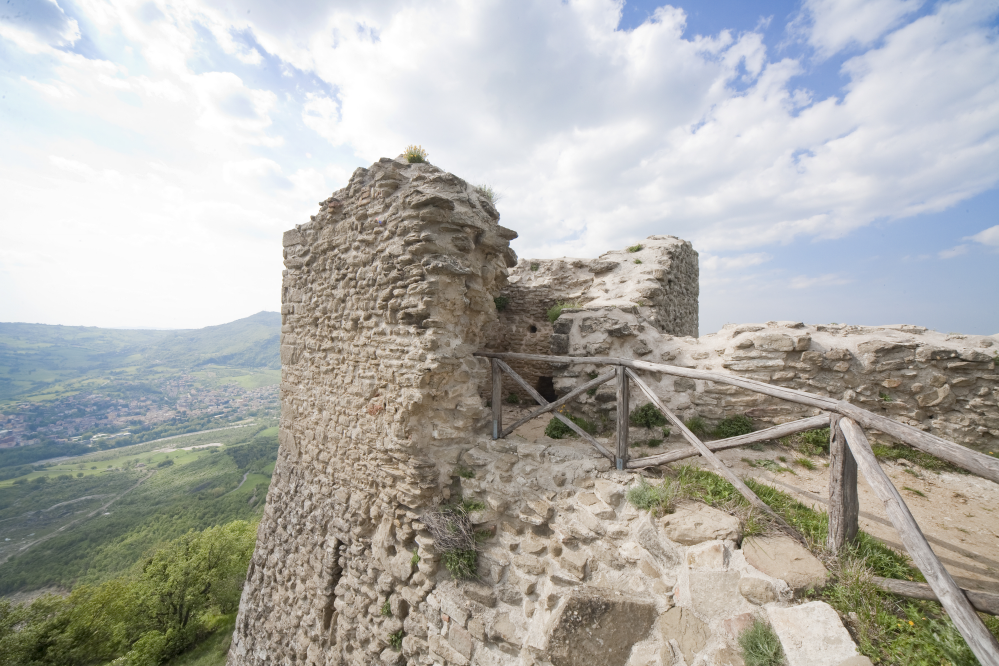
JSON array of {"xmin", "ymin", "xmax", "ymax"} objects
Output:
[{"xmin": 474, "ymin": 351, "xmax": 999, "ymax": 665}]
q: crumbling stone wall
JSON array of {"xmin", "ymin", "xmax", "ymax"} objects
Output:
[
  {"xmin": 482, "ymin": 237, "xmax": 698, "ymax": 403},
  {"xmin": 228, "ymin": 157, "xmax": 517, "ymax": 665},
  {"xmin": 552, "ymin": 311, "xmax": 999, "ymax": 451}
]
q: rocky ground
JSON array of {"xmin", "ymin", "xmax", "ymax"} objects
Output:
[{"xmin": 506, "ymin": 406, "xmax": 999, "ymax": 596}]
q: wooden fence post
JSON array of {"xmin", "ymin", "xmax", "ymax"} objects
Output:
[
  {"xmin": 827, "ymin": 414, "xmax": 859, "ymax": 551},
  {"xmin": 491, "ymin": 358, "xmax": 502, "ymax": 439},
  {"xmin": 616, "ymin": 366, "xmax": 629, "ymax": 470}
]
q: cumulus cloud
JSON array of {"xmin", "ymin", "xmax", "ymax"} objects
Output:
[
  {"xmin": 938, "ymin": 244, "xmax": 969, "ymax": 259},
  {"xmin": 0, "ymin": 0, "xmax": 80, "ymax": 53}
]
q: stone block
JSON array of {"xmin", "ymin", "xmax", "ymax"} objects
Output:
[
  {"xmin": 767, "ymin": 601, "xmax": 859, "ymax": 666},
  {"xmin": 429, "ymin": 632, "xmax": 470, "ymax": 666},
  {"xmin": 686, "ymin": 540, "xmax": 729, "ymax": 570},
  {"xmin": 658, "ymin": 607, "xmax": 709, "ymax": 665},
  {"xmin": 593, "ymin": 479, "xmax": 626, "ymax": 506},
  {"xmin": 686, "ymin": 570, "xmax": 754, "ymax": 621},
  {"xmin": 545, "ymin": 588, "xmax": 657, "ymax": 666},
  {"xmin": 660, "ymin": 502, "xmax": 742, "ymax": 545},
  {"xmin": 449, "ymin": 623, "xmax": 473, "ymax": 659},
  {"xmin": 513, "ymin": 554, "xmax": 546, "ymax": 575},
  {"xmin": 742, "ymin": 536, "xmax": 827, "ymax": 594},
  {"xmin": 739, "ymin": 577, "xmax": 777, "ymax": 605},
  {"xmin": 558, "ymin": 549, "xmax": 589, "ymax": 579}
]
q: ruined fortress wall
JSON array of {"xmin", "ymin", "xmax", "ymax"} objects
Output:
[
  {"xmin": 228, "ymin": 157, "xmax": 517, "ymax": 665},
  {"xmin": 552, "ymin": 311, "xmax": 999, "ymax": 450},
  {"xmin": 482, "ymin": 237, "xmax": 698, "ymax": 403}
]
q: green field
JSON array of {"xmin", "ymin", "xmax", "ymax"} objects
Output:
[{"xmin": 0, "ymin": 424, "xmax": 278, "ymax": 594}]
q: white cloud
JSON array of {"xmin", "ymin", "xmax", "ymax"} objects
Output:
[
  {"xmin": 701, "ymin": 253, "xmax": 773, "ymax": 272},
  {"xmin": 2, "ymin": 0, "xmax": 999, "ymax": 328},
  {"xmin": 968, "ymin": 224, "xmax": 999, "ymax": 248},
  {"xmin": 938, "ymin": 244, "xmax": 969, "ymax": 259},
  {"xmin": 791, "ymin": 0, "xmax": 924, "ymax": 59},
  {"xmin": 789, "ymin": 273, "xmax": 852, "ymax": 289}
]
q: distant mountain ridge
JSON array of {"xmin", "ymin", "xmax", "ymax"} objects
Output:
[{"xmin": 0, "ymin": 312, "xmax": 280, "ymax": 403}]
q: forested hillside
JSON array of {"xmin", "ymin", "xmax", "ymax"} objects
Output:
[{"xmin": 0, "ymin": 424, "xmax": 280, "ymax": 664}]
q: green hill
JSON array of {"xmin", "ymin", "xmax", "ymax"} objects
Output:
[{"xmin": 0, "ymin": 312, "xmax": 280, "ymax": 405}]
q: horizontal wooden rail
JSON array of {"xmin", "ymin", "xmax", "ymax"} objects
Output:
[
  {"xmin": 872, "ymin": 577, "xmax": 999, "ymax": 616},
  {"xmin": 840, "ymin": 418, "xmax": 999, "ymax": 665},
  {"xmin": 627, "ymin": 414, "xmax": 831, "ymax": 469},
  {"xmin": 472, "ymin": 351, "xmax": 999, "ymax": 484}
]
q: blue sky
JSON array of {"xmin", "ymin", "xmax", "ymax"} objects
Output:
[{"xmin": 0, "ymin": 0, "xmax": 997, "ymax": 334}]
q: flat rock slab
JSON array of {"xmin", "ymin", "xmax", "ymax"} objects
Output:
[
  {"xmin": 658, "ymin": 606, "xmax": 710, "ymax": 665},
  {"xmin": 742, "ymin": 536, "xmax": 827, "ymax": 594},
  {"xmin": 660, "ymin": 501, "xmax": 742, "ymax": 545},
  {"xmin": 767, "ymin": 601, "xmax": 859, "ymax": 666},
  {"xmin": 545, "ymin": 588, "xmax": 657, "ymax": 666}
]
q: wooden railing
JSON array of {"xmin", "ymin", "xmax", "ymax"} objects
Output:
[{"xmin": 474, "ymin": 351, "xmax": 999, "ymax": 665}]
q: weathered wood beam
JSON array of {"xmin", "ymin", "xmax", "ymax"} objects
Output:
[
  {"xmin": 616, "ymin": 367, "xmax": 629, "ymax": 470},
  {"xmin": 494, "ymin": 359, "xmax": 614, "ymax": 461},
  {"xmin": 871, "ymin": 576, "xmax": 999, "ymax": 616},
  {"xmin": 491, "ymin": 358, "xmax": 502, "ymax": 440},
  {"xmin": 839, "ymin": 418, "xmax": 999, "ymax": 665},
  {"xmin": 499, "ymin": 369, "xmax": 616, "ymax": 438},
  {"xmin": 625, "ymin": 368, "xmax": 808, "ymax": 547},
  {"xmin": 626, "ymin": 414, "xmax": 830, "ymax": 469},
  {"xmin": 827, "ymin": 415, "xmax": 859, "ymax": 552}
]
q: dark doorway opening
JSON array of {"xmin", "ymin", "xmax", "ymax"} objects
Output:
[{"xmin": 536, "ymin": 376, "xmax": 557, "ymax": 402}]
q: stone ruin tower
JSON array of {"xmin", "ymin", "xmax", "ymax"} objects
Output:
[{"xmin": 228, "ymin": 157, "xmax": 517, "ymax": 664}]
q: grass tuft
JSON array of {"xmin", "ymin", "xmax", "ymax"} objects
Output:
[
  {"xmin": 739, "ymin": 619, "xmax": 786, "ymax": 666},
  {"xmin": 683, "ymin": 416, "xmax": 708, "ymax": 438},
  {"xmin": 627, "ymin": 244, "xmax": 644, "ymax": 252},
  {"xmin": 389, "ymin": 629, "xmax": 405, "ymax": 650},
  {"xmin": 546, "ymin": 301, "xmax": 581, "ymax": 323},
  {"xmin": 381, "ymin": 599, "xmax": 392, "ymax": 616}
]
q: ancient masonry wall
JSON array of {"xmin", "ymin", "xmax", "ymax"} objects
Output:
[
  {"xmin": 228, "ymin": 157, "xmax": 518, "ymax": 665},
  {"xmin": 552, "ymin": 312, "xmax": 999, "ymax": 450},
  {"xmin": 482, "ymin": 237, "xmax": 698, "ymax": 404}
]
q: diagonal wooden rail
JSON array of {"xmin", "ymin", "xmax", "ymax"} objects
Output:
[{"xmin": 475, "ymin": 350, "xmax": 999, "ymax": 664}]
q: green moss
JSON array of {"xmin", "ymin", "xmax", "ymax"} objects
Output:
[
  {"xmin": 456, "ymin": 466, "xmax": 475, "ymax": 479},
  {"xmin": 530, "ymin": 262, "xmax": 539, "ymax": 271}
]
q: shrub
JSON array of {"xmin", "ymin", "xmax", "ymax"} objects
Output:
[
  {"xmin": 546, "ymin": 301, "xmax": 581, "ymax": 323},
  {"xmin": 493, "ymin": 295, "xmax": 510, "ymax": 311},
  {"xmin": 714, "ymin": 415, "xmax": 754, "ymax": 438},
  {"xmin": 506, "ymin": 392, "xmax": 520, "ymax": 404},
  {"xmin": 530, "ymin": 263, "xmax": 540, "ymax": 271},
  {"xmin": 156, "ymin": 458, "xmax": 174, "ymax": 468},
  {"xmin": 410, "ymin": 551, "xmax": 420, "ymax": 566},
  {"xmin": 798, "ymin": 428, "xmax": 830, "ymax": 455},
  {"xmin": 389, "ymin": 629, "xmax": 405, "ymax": 650},
  {"xmin": 545, "ymin": 413, "xmax": 595, "ymax": 439},
  {"xmin": 456, "ymin": 466, "xmax": 475, "ymax": 479},
  {"xmin": 403, "ymin": 145, "xmax": 428, "ymax": 163},
  {"xmin": 739, "ymin": 619, "xmax": 785, "ymax": 666},
  {"xmin": 634, "ymin": 259, "xmax": 642, "ymax": 264},
  {"xmin": 683, "ymin": 416, "xmax": 708, "ymax": 438},
  {"xmin": 475, "ymin": 184, "xmax": 500, "ymax": 203},
  {"xmin": 627, "ymin": 244, "xmax": 643, "ymax": 253},
  {"xmin": 442, "ymin": 550, "xmax": 477, "ymax": 579},
  {"xmin": 631, "ymin": 403, "xmax": 667, "ymax": 429}
]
